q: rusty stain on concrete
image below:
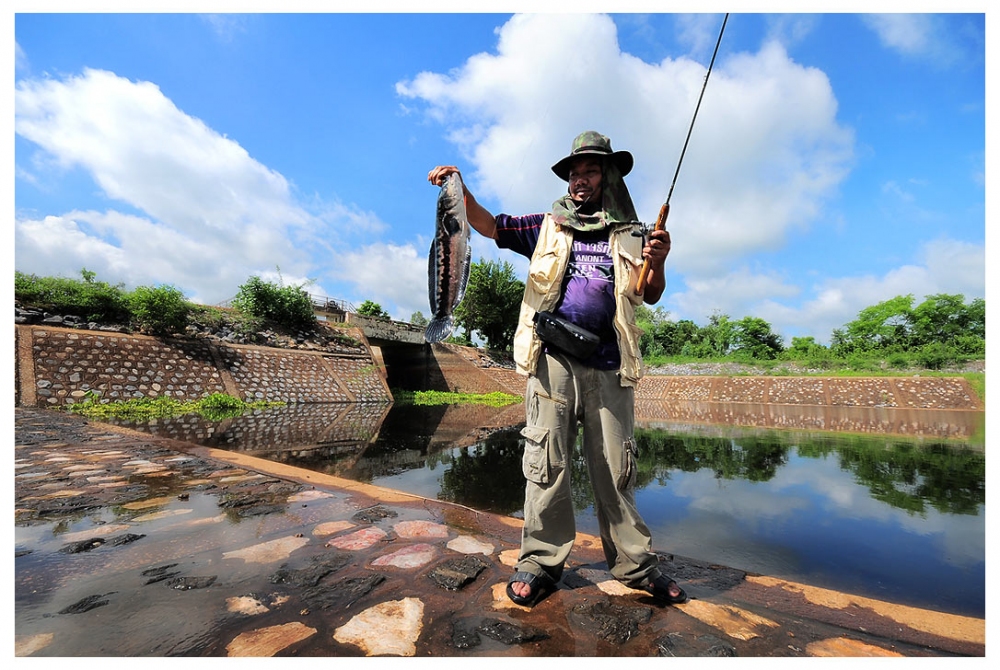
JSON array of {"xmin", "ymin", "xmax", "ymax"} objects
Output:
[
  {"xmin": 333, "ymin": 598, "xmax": 425, "ymax": 656},
  {"xmin": 226, "ymin": 621, "xmax": 318, "ymax": 657},
  {"xmin": 747, "ymin": 575, "xmax": 985, "ymax": 645},
  {"xmin": 675, "ymin": 599, "xmax": 780, "ymax": 641},
  {"xmin": 806, "ymin": 637, "xmax": 904, "ymax": 657}
]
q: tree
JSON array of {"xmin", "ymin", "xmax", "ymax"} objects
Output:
[
  {"xmin": 409, "ymin": 311, "xmax": 428, "ymax": 327},
  {"xmin": 453, "ymin": 259, "xmax": 524, "ymax": 351},
  {"xmin": 833, "ymin": 294, "xmax": 915, "ymax": 355},
  {"xmin": 356, "ymin": 300, "xmax": 390, "ymax": 319},
  {"xmin": 910, "ymin": 294, "xmax": 984, "ymax": 347},
  {"xmin": 731, "ymin": 316, "xmax": 784, "ymax": 360}
]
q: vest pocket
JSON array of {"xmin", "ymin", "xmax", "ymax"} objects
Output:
[
  {"xmin": 520, "ymin": 425, "xmax": 550, "ymax": 485},
  {"xmin": 527, "ymin": 251, "xmax": 561, "ymax": 295}
]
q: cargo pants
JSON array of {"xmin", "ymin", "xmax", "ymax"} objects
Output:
[{"xmin": 516, "ymin": 351, "xmax": 661, "ymax": 588}]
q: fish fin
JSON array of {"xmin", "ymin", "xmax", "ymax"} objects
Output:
[
  {"xmin": 424, "ymin": 316, "xmax": 453, "ymax": 343},
  {"xmin": 454, "ymin": 243, "xmax": 472, "ymax": 306},
  {"xmin": 427, "ymin": 240, "xmax": 439, "ymax": 314}
]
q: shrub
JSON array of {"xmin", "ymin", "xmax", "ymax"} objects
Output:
[
  {"xmin": 128, "ymin": 285, "xmax": 189, "ymax": 335},
  {"xmin": 15, "ymin": 269, "xmax": 130, "ymax": 323},
  {"xmin": 915, "ymin": 342, "xmax": 953, "ymax": 370},
  {"xmin": 231, "ymin": 275, "xmax": 316, "ymax": 331}
]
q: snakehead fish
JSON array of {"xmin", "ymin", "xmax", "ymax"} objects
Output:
[{"xmin": 425, "ymin": 172, "xmax": 472, "ymax": 343}]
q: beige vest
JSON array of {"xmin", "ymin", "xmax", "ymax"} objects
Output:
[{"xmin": 512, "ymin": 213, "xmax": 648, "ymax": 387}]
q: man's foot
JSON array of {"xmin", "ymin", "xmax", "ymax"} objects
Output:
[
  {"xmin": 506, "ymin": 571, "xmax": 554, "ymax": 607},
  {"xmin": 644, "ymin": 574, "xmax": 688, "ymax": 604}
]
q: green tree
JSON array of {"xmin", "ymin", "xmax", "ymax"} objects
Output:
[
  {"xmin": 453, "ymin": 259, "xmax": 524, "ymax": 351},
  {"xmin": 731, "ymin": 316, "xmax": 784, "ymax": 360},
  {"xmin": 356, "ymin": 300, "xmax": 390, "ymax": 319},
  {"xmin": 409, "ymin": 311, "xmax": 428, "ymax": 327},
  {"xmin": 910, "ymin": 294, "xmax": 985, "ymax": 347},
  {"xmin": 833, "ymin": 294, "xmax": 915, "ymax": 355}
]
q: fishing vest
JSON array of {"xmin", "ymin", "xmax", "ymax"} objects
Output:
[{"xmin": 512, "ymin": 213, "xmax": 648, "ymax": 387}]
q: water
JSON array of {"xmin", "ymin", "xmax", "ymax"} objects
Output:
[{"xmin": 104, "ymin": 400, "xmax": 986, "ymax": 619}]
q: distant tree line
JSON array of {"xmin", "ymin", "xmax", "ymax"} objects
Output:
[{"xmin": 410, "ymin": 259, "xmax": 985, "ymax": 371}]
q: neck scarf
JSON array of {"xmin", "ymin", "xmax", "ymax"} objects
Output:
[{"xmin": 550, "ymin": 160, "xmax": 639, "ymax": 232}]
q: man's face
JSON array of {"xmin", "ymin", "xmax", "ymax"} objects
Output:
[{"xmin": 567, "ymin": 157, "xmax": 602, "ymax": 203}]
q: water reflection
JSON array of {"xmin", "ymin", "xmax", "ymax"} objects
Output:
[{"xmin": 106, "ymin": 400, "xmax": 985, "ymax": 618}]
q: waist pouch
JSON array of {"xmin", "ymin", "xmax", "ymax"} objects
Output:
[{"xmin": 533, "ymin": 311, "xmax": 600, "ymax": 360}]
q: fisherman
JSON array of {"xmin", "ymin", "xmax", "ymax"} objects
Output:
[{"xmin": 428, "ymin": 130, "xmax": 684, "ymax": 607}]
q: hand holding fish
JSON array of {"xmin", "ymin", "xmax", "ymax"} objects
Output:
[
  {"xmin": 427, "ymin": 166, "xmax": 498, "ymax": 240},
  {"xmin": 428, "ymin": 165, "xmax": 461, "ymax": 187}
]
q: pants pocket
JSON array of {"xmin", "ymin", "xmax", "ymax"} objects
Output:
[
  {"xmin": 520, "ymin": 425, "xmax": 550, "ymax": 485},
  {"xmin": 617, "ymin": 437, "xmax": 637, "ymax": 492}
]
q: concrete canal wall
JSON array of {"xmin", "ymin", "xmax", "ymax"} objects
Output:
[{"xmin": 14, "ymin": 324, "xmax": 983, "ymax": 440}]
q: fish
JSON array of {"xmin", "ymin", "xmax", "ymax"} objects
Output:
[{"xmin": 425, "ymin": 172, "xmax": 472, "ymax": 343}]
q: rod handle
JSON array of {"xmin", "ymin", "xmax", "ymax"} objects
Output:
[{"xmin": 634, "ymin": 203, "xmax": 670, "ymax": 295}]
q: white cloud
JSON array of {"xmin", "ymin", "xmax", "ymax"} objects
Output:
[
  {"xmin": 860, "ymin": 14, "xmax": 970, "ymax": 68},
  {"xmin": 397, "ymin": 14, "xmax": 855, "ymax": 280},
  {"xmin": 671, "ymin": 236, "xmax": 986, "ymax": 345},
  {"xmin": 329, "ymin": 241, "xmax": 429, "ymax": 320},
  {"xmin": 14, "ymin": 68, "xmax": 333, "ymax": 305}
]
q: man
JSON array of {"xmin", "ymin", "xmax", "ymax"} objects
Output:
[{"xmin": 428, "ymin": 131, "xmax": 685, "ymax": 607}]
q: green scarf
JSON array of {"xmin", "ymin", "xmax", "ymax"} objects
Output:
[{"xmin": 550, "ymin": 160, "xmax": 639, "ymax": 232}]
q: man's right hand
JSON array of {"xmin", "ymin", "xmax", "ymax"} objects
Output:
[
  {"xmin": 428, "ymin": 165, "xmax": 461, "ymax": 187},
  {"xmin": 427, "ymin": 165, "xmax": 498, "ymax": 240}
]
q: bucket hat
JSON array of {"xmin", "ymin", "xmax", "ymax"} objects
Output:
[{"xmin": 551, "ymin": 130, "xmax": 633, "ymax": 181}]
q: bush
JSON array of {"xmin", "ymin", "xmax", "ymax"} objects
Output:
[
  {"xmin": 915, "ymin": 342, "xmax": 953, "ymax": 370},
  {"xmin": 231, "ymin": 275, "xmax": 316, "ymax": 331},
  {"xmin": 128, "ymin": 285, "xmax": 189, "ymax": 335},
  {"xmin": 15, "ymin": 269, "xmax": 130, "ymax": 323}
]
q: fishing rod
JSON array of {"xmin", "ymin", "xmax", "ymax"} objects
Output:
[{"xmin": 635, "ymin": 12, "xmax": 729, "ymax": 295}]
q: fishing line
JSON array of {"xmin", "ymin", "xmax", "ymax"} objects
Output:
[
  {"xmin": 663, "ymin": 12, "xmax": 728, "ymax": 208},
  {"xmin": 634, "ymin": 12, "xmax": 728, "ymax": 295}
]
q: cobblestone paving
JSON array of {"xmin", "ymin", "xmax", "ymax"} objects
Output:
[{"xmin": 14, "ymin": 408, "xmax": 985, "ymax": 658}]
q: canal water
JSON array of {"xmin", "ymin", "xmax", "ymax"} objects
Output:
[{"xmin": 106, "ymin": 399, "xmax": 986, "ymax": 619}]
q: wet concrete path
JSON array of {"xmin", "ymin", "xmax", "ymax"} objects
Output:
[{"xmin": 14, "ymin": 407, "xmax": 985, "ymax": 657}]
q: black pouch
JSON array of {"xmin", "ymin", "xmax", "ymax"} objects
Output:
[{"xmin": 533, "ymin": 311, "xmax": 600, "ymax": 360}]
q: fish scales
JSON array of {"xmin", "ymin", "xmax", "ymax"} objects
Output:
[{"xmin": 425, "ymin": 172, "xmax": 472, "ymax": 343}]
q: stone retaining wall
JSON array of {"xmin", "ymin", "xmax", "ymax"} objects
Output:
[
  {"xmin": 634, "ymin": 374, "xmax": 982, "ymax": 410},
  {"xmin": 14, "ymin": 324, "xmax": 391, "ymax": 408},
  {"xmin": 14, "ymin": 324, "xmax": 982, "ymax": 416}
]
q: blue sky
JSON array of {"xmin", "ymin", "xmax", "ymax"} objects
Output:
[{"xmin": 12, "ymin": 4, "xmax": 988, "ymax": 345}]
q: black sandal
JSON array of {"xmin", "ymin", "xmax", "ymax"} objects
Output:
[
  {"xmin": 645, "ymin": 574, "xmax": 688, "ymax": 604},
  {"xmin": 506, "ymin": 571, "xmax": 554, "ymax": 607}
]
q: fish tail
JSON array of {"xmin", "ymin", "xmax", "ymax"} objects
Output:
[{"xmin": 424, "ymin": 316, "xmax": 454, "ymax": 343}]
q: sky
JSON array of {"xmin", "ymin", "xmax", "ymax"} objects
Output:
[{"xmin": 10, "ymin": 3, "xmax": 990, "ymax": 346}]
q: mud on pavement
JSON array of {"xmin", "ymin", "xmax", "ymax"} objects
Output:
[{"xmin": 14, "ymin": 407, "xmax": 985, "ymax": 657}]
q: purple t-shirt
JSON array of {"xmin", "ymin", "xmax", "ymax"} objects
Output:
[{"xmin": 495, "ymin": 213, "xmax": 620, "ymax": 370}]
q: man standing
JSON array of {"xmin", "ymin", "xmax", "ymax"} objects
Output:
[{"xmin": 428, "ymin": 131, "xmax": 685, "ymax": 607}]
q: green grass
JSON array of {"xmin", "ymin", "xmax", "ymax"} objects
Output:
[
  {"xmin": 66, "ymin": 392, "xmax": 285, "ymax": 422},
  {"xmin": 392, "ymin": 390, "xmax": 522, "ymax": 407}
]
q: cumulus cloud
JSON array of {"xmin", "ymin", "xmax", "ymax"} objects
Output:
[
  {"xmin": 677, "ymin": 236, "xmax": 986, "ymax": 345},
  {"xmin": 397, "ymin": 13, "xmax": 983, "ymax": 342},
  {"xmin": 14, "ymin": 68, "xmax": 347, "ymax": 305},
  {"xmin": 397, "ymin": 14, "xmax": 855, "ymax": 280}
]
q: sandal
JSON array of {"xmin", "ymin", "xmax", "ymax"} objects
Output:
[
  {"xmin": 506, "ymin": 571, "xmax": 554, "ymax": 607},
  {"xmin": 644, "ymin": 574, "xmax": 688, "ymax": 604}
]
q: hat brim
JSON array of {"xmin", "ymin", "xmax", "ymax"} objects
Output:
[{"xmin": 552, "ymin": 150, "xmax": 633, "ymax": 181}]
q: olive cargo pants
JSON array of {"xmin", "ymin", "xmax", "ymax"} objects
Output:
[{"xmin": 516, "ymin": 352, "xmax": 661, "ymax": 587}]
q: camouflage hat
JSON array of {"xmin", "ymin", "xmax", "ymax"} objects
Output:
[{"xmin": 551, "ymin": 130, "xmax": 634, "ymax": 181}]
